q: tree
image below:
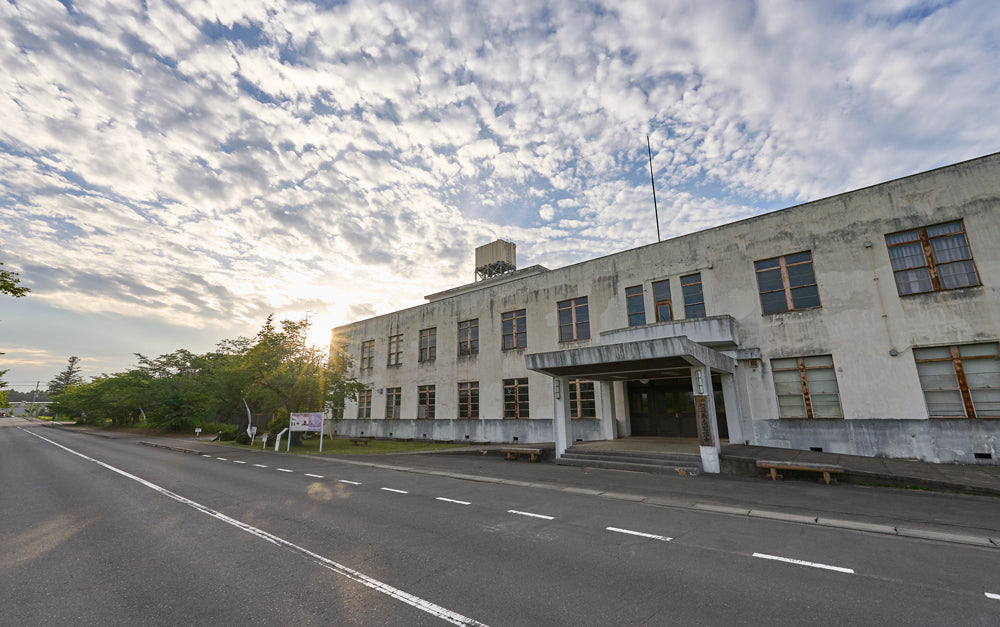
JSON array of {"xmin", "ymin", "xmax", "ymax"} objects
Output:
[
  {"xmin": 48, "ymin": 356, "xmax": 84, "ymax": 396},
  {"xmin": 0, "ymin": 262, "xmax": 29, "ymax": 297}
]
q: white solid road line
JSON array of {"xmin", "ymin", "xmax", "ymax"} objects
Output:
[
  {"xmin": 436, "ymin": 497, "xmax": 471, "ymax": 505},
  {"xmin": 21, "ymin": 428, "xmax": 487, "ymax": 627},
  {"xmin": 277, "ymin": 468, "xmax": 293, "ymax": 473},
  {"xmin": 253, "ymin": 464, "xmax": 268, "ymax": 468},
  {"xmin": 508, "ymin": 509, "xmax": 554, "ymax": 520},
  {"xmin": 339, "ymin": 480, "xmax": 361, "ymax": 485},
  {"xmin": 305, "ymin": 473, "xmax": 324, "ymax": 478},
  {"xmin": 986, "ymin": 592, "xmax": 1000, "ymax": 600},
  {"xmin": 382, "ymin": 488, "xmax": 408, "ymax": 494},
  {"xmin": 752, "ymin": 552, "xmax": 854, "ymax": 574},
  {"xmin": 606, "ymin": 527, "xmax": 672, "ymax": 542}
]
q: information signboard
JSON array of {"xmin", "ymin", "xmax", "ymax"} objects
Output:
[{"xmin": 289, "ymin": 412, "xmax": 324, "ymax": 432}]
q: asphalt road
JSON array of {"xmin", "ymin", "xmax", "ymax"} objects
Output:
[{"xmin": 3, "ymin": 419, "xmax": 999, "ymax": 625}]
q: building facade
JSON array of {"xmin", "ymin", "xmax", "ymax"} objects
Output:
[{"xmin": 331, "ymin": 153, "xmax": 1000, "ymax": 470}]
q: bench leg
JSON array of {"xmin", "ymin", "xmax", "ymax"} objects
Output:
[
  {"xmin": 768, "ymin": 467, "xmax": 783, "ymax": 481},
  {"xmin": 505, "ymin": 453, "xmax": 516, "ymax": 461}
]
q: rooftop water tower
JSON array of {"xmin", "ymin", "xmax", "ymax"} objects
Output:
[{"xmin": 475, "ymin": 239, "xmax": 516, "ymax": 281}]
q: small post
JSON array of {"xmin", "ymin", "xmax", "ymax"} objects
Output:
[{"xmin": 274, "ymin": 427, "xmax": 288, "ymax": 452}]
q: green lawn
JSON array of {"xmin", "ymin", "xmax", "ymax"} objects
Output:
[{"xmin": 219, "ymin": 436, "xmax": 470, "ymax": 455}]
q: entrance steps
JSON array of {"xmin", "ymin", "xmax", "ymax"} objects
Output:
[{"xmin": 556, "ymin": 447, "xmax": 703, "ymax": 476}]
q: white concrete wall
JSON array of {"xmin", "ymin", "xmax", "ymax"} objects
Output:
[{"xmin": 333, "ymin": 153, "xmax": 1000, "ymax": 463}]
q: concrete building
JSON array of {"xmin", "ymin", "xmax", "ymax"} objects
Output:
[{"xmin": 331, "ymin": 153, "xmax": 1000, "ymax": 471}]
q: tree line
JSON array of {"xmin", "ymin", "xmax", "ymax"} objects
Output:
[{"xmin": 49, "ymin": 315, "xmax": 363, "ymax": 433}]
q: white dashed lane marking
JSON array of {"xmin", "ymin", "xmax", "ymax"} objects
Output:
[
  {"xmin": 277, "ymin": 468, "xmax": 293, "ymax": 473},
  {"xmin": 753, "ymin": 552, "xmax": 854, "ymax": 574},
  {"xmin": 216, "ymin": 457, "xmax": 228, "ymax": 461},
  {"xmin": 305, "ymin": 473, "xmax": 324, "ymax": 479},
  {"xmin": 253, "ymin": 464, "xmax": 267, "ymax": 468},
  {"xmin": 381, "ymin": 488, "xmax": 408, "ymax": 494},
  {"xmin": 508, "ymin": 510, "xmax": 554, "ymax": 520},
  {"xmin": 201, "ymin": 454, "xmax": 212, "ymax": 458},
  {"xmin": 606, "ymin": 527, "xmax": 672, "ymax": 542},
  {"xmin": 436, "ymin": 497, "xmax": 471, "ymax": 505},
  {"xmin": 233, "ymin": 460, "xmax": 246, "ymax": 464},
  {"xmin": 986, "ymin": 592, "xmax": 1000, "ymax": 600},
  {"xmin": 339, "ymin": 480, "xmax": 361, "ymax": 485}
]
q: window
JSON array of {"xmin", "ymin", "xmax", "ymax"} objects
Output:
[
  {"xmin": 419, "ymin": 328, "xmax": 436, "ymax": 362},
  {"xmin": 458, "ymin": 381, "xmax": 479, "ymax": 419},
  {"xmin": 568, "ymin": 379, "xmax": 596, "ymax": 418},
  {"xmin": 387, "ymin": 334, "xmax": 403, "ymax": 366},
  {"xmin": 458, "ymin": 319, "xmax": 479, "ymax": 356},
  {"xmin": 503, "ymin": 378, "xmax": 530, "ymax": 419},
  {"xmin": 681, "ymin": 273, "xmax": 705, "ymax": 318},
  {"xmin": 360, "ymin": 340, "xmax": 374, "ymax": 370},
  {"xmin": 771, "ymin": 355, "xmax": 843, "ymax": 419},
  {"xmin": 626, "ymin": 286, "xmax": 646, "ymax": 326},
  {"xmin": 914, "ymin": 343, "xmax": 1000, "ymax": 418},
  {"xmin": 755, "ymin": 252, "xmax": 821, "ymax": 314},
  {"xmin": 417, "ymin": 385, "xmax": 435, "ymax": 419},
  {"xmin": 385, "ymin": 387, "xmax": 401, "ymax": 419},
  {"xmin": 558, "ymin": 297, "xmax": 590, "ymax": 342},
  {"xmin": 356, "ymin": 389, "xmax": 372, "ymax": 419},
  {"xmin": 653, "ymin": 280, "xmax": 672, "ymax": 322},
  {"xmin": 502, "ymin": 309, "xmax": 527, "ymax": 350},
  {"xmin": 886, "ymin": 221, "xmax": 980, "ymax": 295}
]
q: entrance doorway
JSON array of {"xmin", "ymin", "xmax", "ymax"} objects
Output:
[{"xmin": 627, "ymin": 376, "xmax": 728, "ymax": 439}]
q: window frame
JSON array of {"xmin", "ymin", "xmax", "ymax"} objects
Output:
[
  {"xmin": 771, "ymin": 355, "xmax": 843, "ymax": 419},
  {"xmin": 501, "ymin": 309, "xmax": 527, "ymax": 350},
  {"xmin": 626, "ymin": 285, "xmax": 646, "ymax": 327},
  {"xmin": 914, "ymin": 342, "xmax": 1000, "ymax": 419},
  {"xmin": 503, "ymin": 378, "xmax": 530, "ymax": 419},
  {"xmin": 568, "ymin": 379, "xmax": 596, "ymax": 419},
  {"xmin": 387, "ymin": 334, "xmax": 403, "ymax": 366},
  {"xmin": 359, "ymin": 340, "xmax": 374, "ymax": 371},
  {"xmin": 652, "ymin": 280, "xmax": 672, "ymax": 322},
  {"xmin": 418, "ymin": 327, "xmax": 436, "ymax": 362},
  {"xmin": 457, "ymin": 381, "xmax": 479, "ymax": 419},
  {"xmin": 384, "ymin": 387, "xmax": 401, "ymax": 420},
  {"xmin": 885, "ymin": 220, "xmax": 980, "ymax": 296},
  {"xmin": 681, "ymin": 273, "xmax": 705, "ymax": 318},
  {"xmin": 417, "ymin": 384, "xmax": 435, "ymax": 419},
  {"xmin": 755, "ymin": 251, "xmax": 821, "ymax": 315},
  {"xmin": 558, "ymin": 297, "xmax": 591, "ymax": 342},
  {"xmin": 356, "ymin": 389, "xmax": 372, "ymax": 419},
  {"xmin": 458, "ymin": 319, "xmax": 479, "ymax": 356}
]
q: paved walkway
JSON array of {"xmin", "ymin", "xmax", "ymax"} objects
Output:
[{"xmin": 720, "ymin": 444, "xmax": 1000, "ymax": 497}]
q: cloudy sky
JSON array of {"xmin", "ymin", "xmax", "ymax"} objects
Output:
[{"xmin": 2, "ymin": 0, "xmax": 999, "ymax": 389}]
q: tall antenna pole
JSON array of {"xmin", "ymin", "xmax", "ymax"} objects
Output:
[{"xmin": 647, "ymin": 135, "xmax": 661, "ymax": 242}]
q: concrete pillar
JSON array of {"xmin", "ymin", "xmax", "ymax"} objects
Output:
[
  {"xmin": 552, "ymin": 375, "xmax": 572, "ymax": 458},
  {"xmin": 598, "ymin": 381, "xmax": 616, "ymax": 441},
  {"xmin": 612, "ymin": 381, "xmax": 629, "ymax": 438},
  {"xmin": 720, "ymin": 372, "xmax": 744, "ymax": 445},
  {"xmin": 691, "ymin": 364, "xmax": 721, "ymax": 473}
]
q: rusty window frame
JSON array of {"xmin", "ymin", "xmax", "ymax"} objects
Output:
[
  {"xmin": 651, "ymin": 280, "xmax": 672, "ymax": 322},
  {"xmin": 458, "ymin": 319, "xmax": 479, "ymax": 356},
  {"xmin": 755, "ymin": 251, "xmax": 821, "ymax": 315},
  {"xmin": 503, "ymin": 378, "xmax": 530, "ymax": 419},
  {"xmin": 625, "ymin": 285, "xmax": 646, "ymax": 326},
  {"xmin": 458, "ymin": 381, "xmax": 479, "ymax": 419},
  {"xmin": 356, "ymin": 389, "xmax": 372, "ymax": 419},
  {"xmin": 558, "ymin": 297, "xmax": 590, "ymax": 342},
  {"xmin": 386, "ymin": 334, "xmax": 403, "ymax": 366},
  {"xmin": 885, "ymin": 221, "xmax": 980, "ymax": 295},
  {"xmin": 359, "ymin": 340, "xmax": 374, "ymax": 370},
  {"xmin": 501, "ymin": 309, "xmax": 527, "ymax": 350},
  {"xmin": 417, "ymin": 385, "xmax": 435, "ymax": 419},
  {"xmin": 681, "ymin": 273, "xmax": 705, "ymax": 318},
  {"xmin": 771, "ymin": 355, "xmax": 843, "ymax": 419},
  {"xmin": 385, "ymin": 387, "xmax": 401, "ymax": 419},
  {"xmin": 914, "ymin": 342, "xmax": 1000, "ymax": 418},
  {"xmin": 568, "ymin": 379, "xmax": 596, "ymax": 418},
  {"xmin": 418, "ymin": 328, "xmax": 436, "ymax": 362}
]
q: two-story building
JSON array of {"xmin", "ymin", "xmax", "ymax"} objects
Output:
[{"xmin": 331, "ymin": 152, "xmax": 1000, "ymax": 472}]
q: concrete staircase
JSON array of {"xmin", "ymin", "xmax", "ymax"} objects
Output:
[{"xmin": 556, "ymin": 447, "xmax": 702, "ymax": 476}]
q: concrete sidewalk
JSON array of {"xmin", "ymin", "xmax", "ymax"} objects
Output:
[{"xmin": 720, "ymin": 444, "xmax": 1000, "ymax": 497}]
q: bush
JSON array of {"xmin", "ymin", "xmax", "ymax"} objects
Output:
[
  {"xmin": 216, "ymin": 424, "xmax": 239, "ymax": 441},
  {"xmin": 268, "ymin": 408, "xmax": 289, "ymax": 435},
  {"xmin": 234, "ymin": 431, "xmax": 251, "ymax": 445}
]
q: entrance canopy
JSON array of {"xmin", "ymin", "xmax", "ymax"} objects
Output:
[{"xmin": 524, "ymin": 336, "xmax": 735, "ymax": 380}]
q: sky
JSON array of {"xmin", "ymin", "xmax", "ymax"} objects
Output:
[{"xmin": 2, "ymin": 0, "xmax": 999, "ymax": 390}]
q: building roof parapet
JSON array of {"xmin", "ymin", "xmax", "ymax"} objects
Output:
[{"xmin": 424, "ymin": 264, "xmax": 550, "ymax": 302}]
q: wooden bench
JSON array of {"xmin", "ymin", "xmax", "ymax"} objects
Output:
[
  {"xmin": 349, "ymin": 438, "xmax": 373, "ymax": 447},
  {"xmin": 501, "ymin": 447, "xmax": 544, "ymax": 462},
  {"xmin": 756, "ymin": 460, "xmax": 844, "ymax": 485}
]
